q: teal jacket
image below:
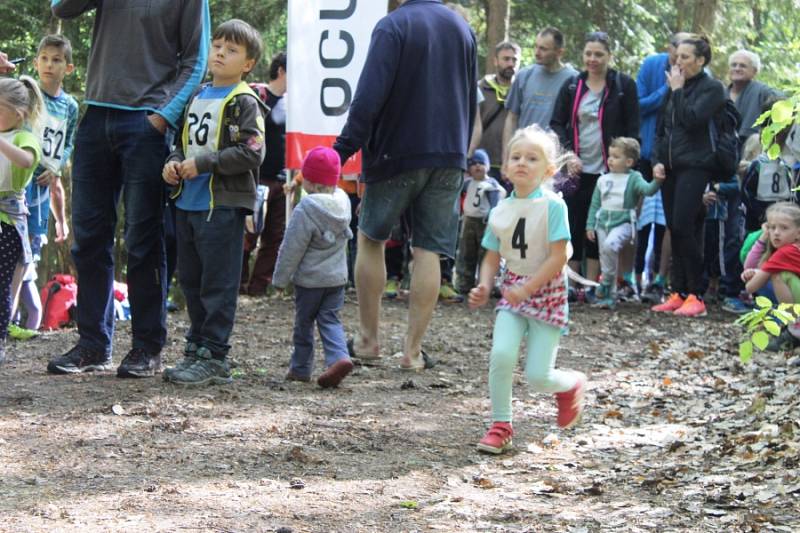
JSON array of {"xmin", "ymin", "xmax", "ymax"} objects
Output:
[{"xmin": 586, "ymin": 170, "xmax": 661, "ymax": 232}]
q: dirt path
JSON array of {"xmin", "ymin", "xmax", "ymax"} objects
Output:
[{"xmin": 1, "ymin": 295, "xmax": 798, "ymax": 532}]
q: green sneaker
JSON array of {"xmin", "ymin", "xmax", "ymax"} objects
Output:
[
  {"xmin": 167, "ymin": 347, "xmax": 232, "ymax": 386},
  {"xmin": 384, "ymin": 278, "xmax": 399, "ymax": 299},
  {"xmin": 8, "ymin": 323, "xmax": 38, "ymax": 341},
  {"xmin": 163, "ymin": 342, "xmax": 200, "ymax": 381},
  {"xmin": 439, "ymin": 282, "xmax": 464, "ymax": 303}
]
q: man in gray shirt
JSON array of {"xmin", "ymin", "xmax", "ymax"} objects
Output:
[
  {"xmin": 502, "ymin": 27, "xmax": 578, "ymax": 158},
  {"xmin": 47, "ymin": 0, "xmax": 209, "ymax": 378},
  {"xmin": 727, "ymin": 50, "xmax": 783, "ymax": 138}
]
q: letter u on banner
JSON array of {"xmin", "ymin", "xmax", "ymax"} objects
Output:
[{"xmin": 286, "ymin": 0, "xmax": 387, "ymax": 174}]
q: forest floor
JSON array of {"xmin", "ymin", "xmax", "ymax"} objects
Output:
[{"xmin": 1, "ymin": 293, "xmax": 799, "ymax": 533}]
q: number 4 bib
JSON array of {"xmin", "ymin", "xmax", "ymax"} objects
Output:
[{"xmin": 490, "ymin": 197, "xmax": 552, "ymax": 276}]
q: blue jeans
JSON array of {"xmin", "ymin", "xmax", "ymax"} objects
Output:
[
  {"xmin": 177, "ymin": 207, "xmax": 246, "ymax": 358},
  {"xmin": 71, "ymin": 107, "xmax": 168, "ymax": 355},
  {"xmin": 290, "ymin": 285, "xmax": 349, "ymax": 379},
  {"xmin": 719, "ymin": 193, "xmax": 744, "ymax": 298}
]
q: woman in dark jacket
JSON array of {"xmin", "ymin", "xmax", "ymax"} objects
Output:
[
  {"xmin": 550, "ymin": 31, "xmax": 640, "ymax": 291},
  {"xmin": 651, "ymin": 36, "xmax": 726, "ymax": 317}
]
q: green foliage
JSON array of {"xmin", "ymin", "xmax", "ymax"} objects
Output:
[
  {"xmin": 736, "ymin": 298, "xmax": 800, "ymax": 363},
  {"xmin": 755, "ymin": 95, "xmax": 800, "ymax": 160}
]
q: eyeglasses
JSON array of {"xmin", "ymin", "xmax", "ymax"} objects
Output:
[{"xmin": 730, "ymin": 62, "xmax": 751, "ymax": 69}]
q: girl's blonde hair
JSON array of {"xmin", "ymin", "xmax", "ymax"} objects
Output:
[
  {"xmin": 0, "ymin": 76, "xmax": 44, "ymax": 135},
  {"xmin": 506, "ymin": 125, "xmax": 576, "ymax": 185},
  {"xmin": 761, "ymin": 201, "xmax": 800, "ymax": 262}
]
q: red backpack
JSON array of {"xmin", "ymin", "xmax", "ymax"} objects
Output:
[{"xmin": 40, "ymin": 274, "xmax": 78, "ymax": 330}]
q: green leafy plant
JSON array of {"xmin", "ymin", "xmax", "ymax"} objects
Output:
[
  {"xmin": 736, "ymin": 297, "xmax": 800, "ymax": 363},
  {"xmin": 755, "ymin": 95, "xmax": 800, "ymax": 159}
]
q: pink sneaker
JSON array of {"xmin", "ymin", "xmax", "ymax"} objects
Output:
[
  {"xmin": 651, "ymin": 293, "xmax": 684, "ymax": 312},
  {"xmin": 673, "ymin": 294, "xmax": 707, "ymax": 317},
  {"xmin": 477, "ymin": 422, "xmax": 514, "ymax": 454},
  {"xmin": 555, "ymin": 372, "xmax": 586, "ymax": 429}
]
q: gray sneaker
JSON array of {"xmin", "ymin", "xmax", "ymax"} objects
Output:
[
  {"xmin": 167, "ymin": 347, "xmax": 232, "ymax": 386},
  {"xmin": 163, "ymin": 342, "xmax": 200, "ymax": 382}
]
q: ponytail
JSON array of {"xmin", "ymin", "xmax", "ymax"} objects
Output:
[
  {"xmin": 0, "ymin": 76, "xmax": 45, "ymax": 135},
  {"xmin": 18, "ymin": 75, "xmax": 44, "ymax": 136}
]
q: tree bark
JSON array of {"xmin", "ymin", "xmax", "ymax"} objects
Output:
[
  {"xmin": 484, "ymin": 0, "xmax": 510, "ymax": 74},
  {"xmin": 691, "ymin": 0, "xmax": 718, "ymax": 35}
]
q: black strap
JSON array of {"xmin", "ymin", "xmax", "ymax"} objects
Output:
[{"xmin": 482, "ymin": 104, "xmax": 505, "ymax": 131}]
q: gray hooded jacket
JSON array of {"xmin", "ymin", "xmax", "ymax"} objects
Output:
[{"xmin": 272, "ymin": 188, "xmax": 353, "ymax": 289}]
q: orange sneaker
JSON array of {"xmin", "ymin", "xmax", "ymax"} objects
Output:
[
  {"xmin": 673, "ymin": 294, "xmax": 707, "ymax": 317},
  {"xmin": 651, "ymin": 293, "xmax": 684, "ymax": 312}
]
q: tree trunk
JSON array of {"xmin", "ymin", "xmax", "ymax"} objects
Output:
[
  {"xmin": 484, "ymin": 0, "xmax": 510, "ymax": 74},
  {"xmin": 691, "ymin": 0, "xmax": 718, "ymax": 35},
  {"xmin": 674, "ymin": 0, "xmax": 686, "ymax": 31}
]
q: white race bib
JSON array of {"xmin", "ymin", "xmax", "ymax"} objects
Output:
[
  {"xmin": 597, "ymin": 173, "xmax": 628, "ymax": 211},
  {"xmin": 756, "ymin": 159, "xmax": 793, "ymax": 202},
  {"xmin": 184, "ymin": 96, "xmax": 224, "ymax": 161},
  {"xmin": 39, "ymin": 110, "xmax": 69, "ymax": 173},
  {"xmin": 490, "ymin": 197, "xmax": 550, "ymax": 276}
]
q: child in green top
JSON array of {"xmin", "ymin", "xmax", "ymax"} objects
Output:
[
  {"xmin": 586, "ymin": 137, "xmax": 664, "ymax": 308},
  {"xmin": 0, "ymin": 76, "xmax": 44, "ymax": 364}
]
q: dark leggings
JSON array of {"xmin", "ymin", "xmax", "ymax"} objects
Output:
[
  {"xmin": 0, "ymin": 223, "xmax": 23, "ymax": 341},
  {"xmin": 661, "ymin": 168, "xmax": 708, "ymax": 295},
  {"xmin": 565, "ymin": 172, "xmax": 600, "ymax": 263},
  {"xmin": 635, "ymin": 223, "xmax": 666, "ymax": 277}
]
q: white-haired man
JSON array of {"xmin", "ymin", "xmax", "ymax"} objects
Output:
[{"xmin": 727, "ymin": 50, "xmax": 782, "ymax": 137}]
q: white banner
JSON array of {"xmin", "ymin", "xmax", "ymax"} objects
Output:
[{"xmin": 286, "ymin": 0, "xmax": 387, "ymax": 172}]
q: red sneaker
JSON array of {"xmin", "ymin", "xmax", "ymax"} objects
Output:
[
  {"xmin": 673, "ymin": 294, "xmax": 707, "ymax": 317},
  {"xmin": 555, "ymin": 372, "xmax": 586, "ymax": 429},
  {"xmin": 651, "ymin": 293, "xmax": 684, "ymax": 312},
  {"xmin": 317, "ymin": 359, "xmax": 354, "ymax": 388},
  {"xmin": 476, "ymin": 422, "xmax": 514, "ymax": 454}
]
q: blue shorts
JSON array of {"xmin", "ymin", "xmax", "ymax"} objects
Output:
[{"xmin": 358, "ymin": 168, "xmax": 462, "ymax": 258}]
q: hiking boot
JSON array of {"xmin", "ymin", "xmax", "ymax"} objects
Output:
[
  {"xmin": 439, "ymin": 282, "xmax": 464, "ymax": 303},
  {"xmin": 317, "ymin": 358, "xmax": 354, "ymax": 388},
  {"xmin": 384, "ymin": 278, "xmax": 399, "ymax": 299},
  {"xmin": 651, "ymin": 293, "xmax": 684, "ymax": 312},
  {"xmin": 674, "ymin": 294, "xmax": 707, "ymax": 317},
  {"xmin": 555, "ymin": 372, "xmax": 587, "ymax": 429},
  {"xmin": 117, "ymin": 348, "xmax": 162, "ymax": 378},
  {"xmin": 163, "ymin": 342, "xmax": 200, "ymax": 382},
  {"xmin": 477, "ymin": 421, "xmax": 514, "ymax": 454},
  {"xmin": 766, "ymin": 329, "xmax": 800, "ymax": 352},
  {"xmin": 168, "ymin": 347, "xmax": 232, "ymax": 386},
  {"xmin": 721, "ymin": 297, "xmax": 751, "ymax": 315},
  {"xmin": 8, "ymin": 323, "xmax": 38, "ymax": 341},
  {"xmin": 47, "ymin": 345, "xmax": 113, "ymax": 374}
]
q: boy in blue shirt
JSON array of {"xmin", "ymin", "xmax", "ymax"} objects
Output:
[
  {"xmin": 162, "ymin": 19, "xmax": 267, "ymax": 386},
  {"xmin": 12, "ymin": 35, "xmax": 77, "ymax": 337}
]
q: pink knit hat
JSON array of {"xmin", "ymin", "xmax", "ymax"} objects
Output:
[{"xmin": 301, "ymin": 146, "xmax": 341, "ymax": 187}]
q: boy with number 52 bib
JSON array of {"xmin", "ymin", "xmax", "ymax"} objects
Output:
[{"xmin": 162, "ymin": 19, "xmax": 267, "ymax": 386}]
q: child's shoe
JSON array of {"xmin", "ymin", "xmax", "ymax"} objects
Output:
[
  {"xmin": 384, "ymin": 278, "xmax": 399, "ymax": 299},
  {"xmin": 8, "ymin": 323, "xmax": 38, "ymax": 341},
  {"xmin": 618, "ymin": 280, "xmax": 639, "ymax": 302},
  {"xmin": 583, "ymin": 287, "xmax": 598, "ymax": 305},
  {"xmin": 651, "ymin": 292, "xmax": 684, "ymax": 312},
  {"xmin": 640, "ymin": 282, "xmax": 664, "ymax": 304},
  {"xmin": 673, "ymin": 294, "xmax": 707, "ymax": 317},
  {"xmin": 721, "ymin": 296, "xmax": 751, "ymax": 315},
  {"xmin": 439, "ymin": 282, "xmax": 464, "ymax": 303},
  {"xmin": 317, "ymin": 359, "xmax": 354, "ymax": 388},
  {"xmin": 765, "ymin": 328, "xmax": 800, "ymax": 352},
  {"xmin": 555, "ymin": 372, "xmax": 586, "ymax": 429},
  {"xmin": 592, "ymin": 297, "xmax": 616, "ymax": 310},
  {"xmin": 477, "ymin": 421, "xmax": 514, "ymax": 454}
]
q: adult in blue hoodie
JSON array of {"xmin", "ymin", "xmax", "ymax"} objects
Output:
[{"xmin": 333, "ymin": 0, "xmax": 477, "ymax": 371}]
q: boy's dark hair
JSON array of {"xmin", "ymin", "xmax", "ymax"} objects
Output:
[
  {"xmin": 495, "ymin": 41, "xmax": 520, "ymax": 57},
  {"xmin": 268, "ymin": 52, "xmax": 286, "ymax": 81},
  {"xmin": 610, "ymin": 137, "xmax": 640, "ymax": 164},
  {"xmin": 538, "ymin": 27, "xmax": 565, "ymax": 49},
  {"xmin": 213, "ymin": 19, "xmax": 263, "ymax": 73},
  {"xmin": 37, "ymin": 34, "xmax": 73, "ymax": 64}
]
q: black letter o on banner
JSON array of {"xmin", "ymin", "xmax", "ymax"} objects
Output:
[
  {"xmin": 319, "ymin": 30, "xmax": 355, "ymax": 68},
  {"xmin": 320, "ymin": 0, "xmax": 356, "ymax": 19},
  {"xmin": 321, "ymin": 79, "xmax": 351, "ymax": 116}
]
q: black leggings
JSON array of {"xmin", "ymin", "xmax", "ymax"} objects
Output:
[
  {"xmin": 0, "ymin": 223, "xmax": 23, "ymax": 341},
  {"xmin": 661, "ymin": 168, "xmax": 708, "ymax": 295},
  {"xmin": 565, "ymin": 173, "xmax": 600, "ymax": 263}
]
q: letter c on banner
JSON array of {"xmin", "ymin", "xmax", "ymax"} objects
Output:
[
  {"xmin": 319, "ymin": 30, "xmax": 355, "ymax": 68},
  {"xmin": 320, "ymin": 0, "xmax": 356, "ymax": 19},
  {"xmin": 320, "ymin": 78, "xmax": 351, "ymax": 116}
]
